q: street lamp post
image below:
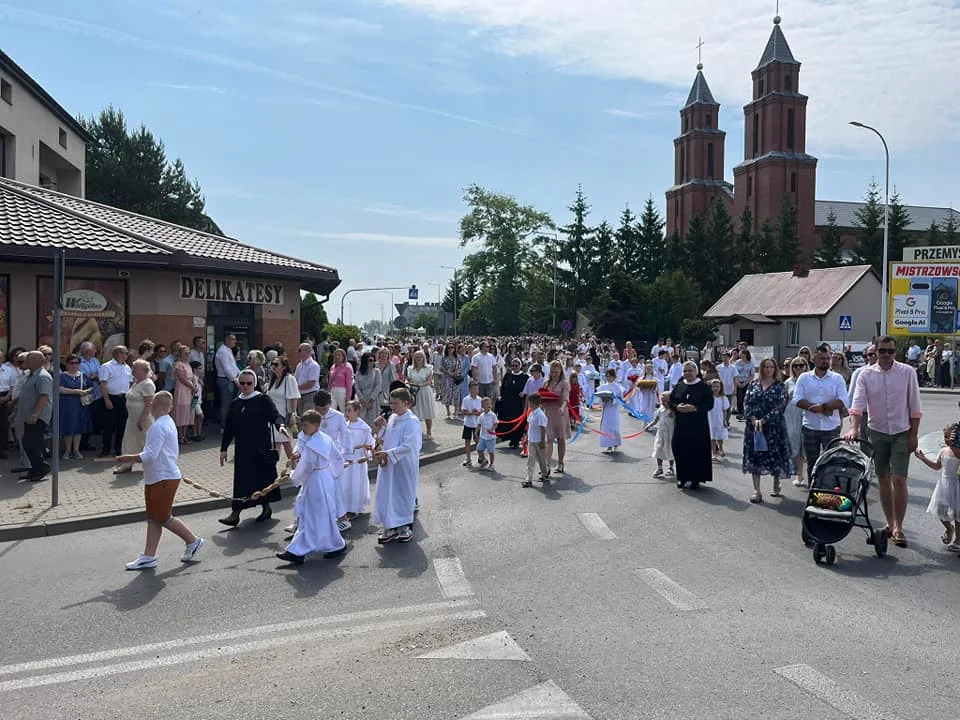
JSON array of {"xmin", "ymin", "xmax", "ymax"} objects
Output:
[
  {"xmin": 440, "ymin": 265, "xmax": 459, "ymax": 336},
  {"xmin": 849, "ymin": 121, "xmax": 890, "ymax": 337},
  {"xmin": 531, "ymin": 230, "xmax": 559, "ymax": 332}
]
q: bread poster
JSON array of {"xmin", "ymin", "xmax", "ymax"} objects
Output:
[{"xmin": 37, "ymin": 277, "xmax": 127, "ymax": 362}]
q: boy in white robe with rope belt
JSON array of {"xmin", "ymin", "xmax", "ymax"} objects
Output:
[
  {"xmin": 373, "ymin": 387, "xmax": 423, "ymax": 544},
  {"xmin": 276, "ymin": 409, "xmax": 347, "ymax": 565}
]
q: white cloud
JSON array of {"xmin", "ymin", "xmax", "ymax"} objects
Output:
[
  {"xmin": 360, "ymin": 203, "xmax": 461, "ymax": 224},
  {"xmin": 381, "ymin": 0, "xmax": 960, "ymax": 155},
  {"xmin": 267, "ymin": 229, "xmax": 460, "ymax": 248},
  {"xmin": 150, "ymin": 82, "xmax": 229, "ymax": 95},
  {"xmin": 605, "ymin": 109, "xmax": 653, "ymax": 120}
]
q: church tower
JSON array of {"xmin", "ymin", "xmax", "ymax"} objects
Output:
[
  {"xmin": 733, "ymin": 14, "xmax": 818, "ymax": 256},
  {"xmin": 665, "ymin": 60, "xmax": 733, "ymax": 239}
]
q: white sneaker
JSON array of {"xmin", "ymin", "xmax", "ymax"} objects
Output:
[
  {"xmin": 284, "ymin": 522, "xmax": 298, "ymax": 533},
  {"xmin": 125, "ymin": 554, "xmax": 157, "ymax": 570},
  {"xmin": 62, "ymin": 452, "xmax": 71, "ymax": 461},
  {"xmin": 337, "ymin": 518, "xmax": 352, "ymax": 533},
  {"xmin": 180, "ymin": 537, "xmax": 205, "ymax": 563}
]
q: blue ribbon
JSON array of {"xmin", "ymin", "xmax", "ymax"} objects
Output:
[
  {"xmin": 614, "ymin": 395, "xmax": 653, "ymax": 423},
  {"xmin": 568, "ymin": 418, "xmax": 588, "ymax": 444}
]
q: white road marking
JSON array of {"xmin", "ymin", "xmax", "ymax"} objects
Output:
[
  {"xmin": 0, "ymin": 609, "xmax": 486, "ymax": 693},
  {"xmin": 576, "ymin": 512, "xmax": 617, "ymax": 540},
  {"xmin": 635, "ymin": 568, "xmax": 708, "ymax": 611},
  {"xmin": 0, "ymin": 599, "xmax": 477, "ymax": 677},
  {"xmin": 416, "ymin": 630, "xmax": 531, "ymax": 662},
  {"xmin": 433, "ymin": 556, "xmax": 475, "ymax": 598},
  {"xmin": 459, "ymin": 680, "xmax": 592, "ymax": 719},
  {"xmin": 774, "ymin": 664, "xmax": 900, "ymax": 720}
]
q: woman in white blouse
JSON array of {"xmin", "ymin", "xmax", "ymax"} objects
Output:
[{"xmin": 266, "ymin": 355, "xmax": 300, "ymax": 459}]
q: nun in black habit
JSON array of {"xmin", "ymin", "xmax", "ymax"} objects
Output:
[
  {"xmin": 668, "ymin": 360, "xmax": 715, "ymax": 489},
  {"xmin": 218, "ymin": 369, "xmax": 288, "ymax": 526}
]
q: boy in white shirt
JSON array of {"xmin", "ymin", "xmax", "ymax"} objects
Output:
[
  {"xmin": 461, "ymin": 381, "xmax": 482, "ymax": 467},
  {"xmin": 523, "ymin": 393, "xmax": 549, "ymax": 487},
  {"xmin": 117, "ymin": 391, "xmax": 204, "ymax": 570},
  {"xmin": 476, "ymin": 397, "xmax": 498, "ymax": 471},
  {"xmin": 716, "ymin": 351, "xmax": 737, "ymax": 428}
]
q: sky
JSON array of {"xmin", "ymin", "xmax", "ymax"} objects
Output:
[{"xmin": 2, "ymin": 0, "xmax": 959, "ymax": 326}]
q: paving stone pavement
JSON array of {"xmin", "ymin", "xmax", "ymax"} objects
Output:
[{"xmin": 0, "ymin": 399, "xmax": 467, "ymax": 539}]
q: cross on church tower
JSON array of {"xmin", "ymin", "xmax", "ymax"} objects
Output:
[{"xmin": 696, "ymin": 36, "xmax": 705, "ymax": 69}]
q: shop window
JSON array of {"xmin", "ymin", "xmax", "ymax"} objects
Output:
[
  {"xmin": 787, "ymin": 109, "xmax": 795, "ymax": 150},
  {"xmin": 707, "ymin": 143, "xmax": 715, "ymax": 179},
  {"xmin": 0, "ymin": 78, "xmax": 10, "ymax": 104},
  {"xmin": 752, "ymin": 113, "xmax": 760, "ymax": 156},
  {"xmin": 788, "ymin": 321, "xmax": 800, "ymax": 346},
  {"xmin": 59, "ymin": 128, "xmax": 67, "ymax": 149}
]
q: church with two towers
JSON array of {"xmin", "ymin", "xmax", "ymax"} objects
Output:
[{"xmin": 665, "ymin": 14, "xmax": 819, "ymax": 257}]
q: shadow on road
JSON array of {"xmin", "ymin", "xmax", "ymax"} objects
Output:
[{"xmin": 62, "ymin": 564, "xmax": 192, "ymax": 612}]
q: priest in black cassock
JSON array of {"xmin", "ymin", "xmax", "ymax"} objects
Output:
[
  {"xmin": 668, "ymin": 361, "xmax": 714, "ymax": 490},
  {"xmin": 219, "ymin": 369, "xmax": 288, "ymax": 526},
  {"xmin": 496, "ymin": 358, "xmax": 529, "ymax": 449}
]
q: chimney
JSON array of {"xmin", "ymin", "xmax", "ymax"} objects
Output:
[{"xmin": 792, "ymin": 264, "xmax": 810, "ymax": 278}]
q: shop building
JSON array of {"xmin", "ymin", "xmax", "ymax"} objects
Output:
[{"xmin": 0, "ymin": 176, "xmax": 340, "ymax": 359}]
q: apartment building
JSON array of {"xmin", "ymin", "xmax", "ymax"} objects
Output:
[{"xmin": 0, "ymin": 49, "xmax": 88, "ymax": 197}]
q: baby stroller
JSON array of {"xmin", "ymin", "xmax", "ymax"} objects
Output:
[{"xmin": 801, "ymin": 438, "xmax": 888, "ymax": 565}]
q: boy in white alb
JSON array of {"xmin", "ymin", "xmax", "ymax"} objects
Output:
[
  {"xmin": 312, "ymin": 390, "xmax": 351, "ymax": 533},
  {"xmin": 373, "ymin": 387, "xmax": 423, "ymax": 544},
  {"xmin": 597, "ymin": 369, "xmax": 623, "ymax": 452},
  {"xmin": 523, "ymin": 394, "xmax": 549, "ymax": 487},
  {"xmin": 653, "ymin": 350, "xmax": 669, "ymax": 394},
  {"xmin": 461, "ymin": 381, "xmax": 482, "ymax": 467},
  {"xmin": 342, "ymin": 400, "xmax": 374, "ymax": 515},
  {"xmin": 476, "ymin": 397, "xmax": 498, "ymax": 471}
]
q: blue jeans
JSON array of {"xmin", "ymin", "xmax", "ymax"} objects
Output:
[{"xmin": 217, "ymin": 377, "xmax": 237, "ymax": 428}]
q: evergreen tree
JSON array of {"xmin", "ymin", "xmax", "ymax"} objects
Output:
[
  {"xmin": 558, "ymin": 185, "xmax": 600, "ymax": 314},
  {"xmin": 614, "ymin": 204, "xmax": 641, "ymax": 277},
  {"xmin": 812, "ymin": 209, "xmax": 844, "ymax": 268},
  {"xmin": 925, "ymin": 221, "xmax": 942, "ymax": 246},
  {"xmin": 734, "ymin": 207, "xmax": 759, "ymax": 276},
  {"xmin": 851, "ymin": 180, "xmax": 884, "ymax": 274},
  {"xmin": 776, "ymin": 198, "xmax": 800, "ymax": 271},
  {"xmin": 887, "ymin": 191, "xmax": 912, "ymax": 261},
  {"xmin": 942, "ymin": 211, "xmax": 959, "ymax": 246},
  {"xmin": 757, "ymin": 221, "xmax": 780, "ymax": 272},
  {"xmin": 636, "ymin": 196, "xmax": 666, "ymax": 283},
  {"xmin": 664, "ymin": 231, "xmax": 687, "ymax": 276},
  {"xmin": 705, "ymin": 199, "xmax": 735, "ymax": 298},
  {"xmin": 684, "ymin": 213, "xmax": 712, "ymax": 300},
  {"xmin": 592, "ymin": 221, "xmax": 614, "ymax": 291}
]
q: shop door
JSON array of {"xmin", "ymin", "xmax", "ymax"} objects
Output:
[{"xmin": 738, "ymin": 328, "xmax": 755, "ymax": 345}]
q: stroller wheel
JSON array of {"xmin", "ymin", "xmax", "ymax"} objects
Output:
[
  {"xmin": 873, "ymin": 530, "xmax": 888, "ymax": 558},
  {"xmin": 825, "ymin": 545, "xmax": 837, "ymax": 565},
  {"xmin": 801, "ymin": 528, "xmax": 814, "ymax": 547},
  {"xmin": 813, "ymin": 543, "xmax": 826, "ymax": 565}
]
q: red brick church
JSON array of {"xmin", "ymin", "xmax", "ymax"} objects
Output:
[{"xmin": 664, "ymin": 15, "xmax": 955, "ymax": 258}]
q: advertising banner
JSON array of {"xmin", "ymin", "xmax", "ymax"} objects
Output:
[
  {"xmin": 889, "ymin": 263, "xmax": 960, "ymax": 335},
  {"xmin": 0, "ymin": 275, "xmax": 8, "ymax": 355},
  {"xmin": 37, "ymin": 277, "xmax": 128, "ymax": 361}
]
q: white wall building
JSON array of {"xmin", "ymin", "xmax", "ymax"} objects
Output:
[{"xmin": 0, "ymin": 49, "xmax": 88, "ymax": 197}]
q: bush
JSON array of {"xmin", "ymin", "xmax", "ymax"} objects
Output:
[{"xmin": 322, "ymin": 323, "xmax": 363, "ymax": 349}]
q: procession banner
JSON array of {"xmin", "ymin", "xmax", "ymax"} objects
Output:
[
  {"xmin": 889, "ymin": 262, "xmax": 960, "ymax": 336},
  {"xmin": 37, "ymin": 277, "xmax": 128, "ymax": 361}
]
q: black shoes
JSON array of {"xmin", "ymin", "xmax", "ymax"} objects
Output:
[
  {"xmin": 255, "ymin": 506, "xmax": 272, "ymax": 523},
  {"xmin": 218, "ymin": 511, "xmax": 240, "ymax": 527},
  {"xmin": 276, "ymin": 551, "xmax": 304, "ymax": 564}
]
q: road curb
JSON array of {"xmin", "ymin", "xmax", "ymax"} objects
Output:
[
  {"xmin": 0, "ymin": 446, "xmax": 464, "ymax": 542},
  {"xmin": 919, "ymin": 387, "xmax": 960, "ymax": 396}
]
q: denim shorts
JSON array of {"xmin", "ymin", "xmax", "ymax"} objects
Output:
[{"xmin": 477, "ymin": 437, "xmax": 496, "ymax": 454}]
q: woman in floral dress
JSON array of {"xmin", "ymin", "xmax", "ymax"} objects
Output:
[
  {"xmin": 439, "ymin": 343, "xmax": 461, "ymax": 418},
  {"xmin": 742, "ymin": 357, "xmax": 794, "ymax": 504}
]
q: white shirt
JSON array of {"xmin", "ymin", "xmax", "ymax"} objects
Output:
[
  {"xmin": 906, "ymin": 344, "xmax": 922, "ymax": 361},
  {"xmin": 717, "ymin": 363, "xmax": 737, "ymax": 395},
  {"xmin": 792, "ymin": 369, "xmax": 848, "ymax": 431},
  {"xmin": 668, "ymin": 362, "xmax": 684, "ymax": 387},
  {"xmin": 139, "ymin": 414, "xmax": 182, "ymax": 484},
  {"xmin": 0, "ymin": 361, "xmax": 17, "ymax": 393},
  {"xmin": 189, "ymin": 348, "xmax": 205, "ymax": 371},
  {"xmin": 215, "ymin": 344, "xmax": 240, "ymax": 381},
  {"xmin": 295, "ymin": 356, "xmax": 321, "ymax": 394},
  {"xmin": 526, "ymin": 407, "xmax": 548, "ymax": 443},
  {"xmin": 99, "ymin": 359, "xmax": 133, "ymax": 396},
  {"xmin": 461, "ymin": 396, "xmax": 482, "ymax": 428},
  {"xmin": 478, "ymin": 411, "xmax": 498, "ymax": 440},
  {"xmin": 471, "ymin": 352, "xmax": 495, "ymax": 384}
]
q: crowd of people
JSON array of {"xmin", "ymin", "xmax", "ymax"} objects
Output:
[{"xmin": 2, "ymin": 328, "xmax": 958, "ymax": 566}]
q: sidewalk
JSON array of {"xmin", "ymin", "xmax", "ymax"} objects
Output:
[{"xmin": 0, "ymin": 400, "xmax": 465, "ymax": 541}]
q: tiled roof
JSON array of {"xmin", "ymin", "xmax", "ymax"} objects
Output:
[
  {"xmin": 684, "ymin": 68, "xmax": 717, "ymax": 107},
  {"xmin": 816, "ymin": 200, "xmax": 958, "ymax": 233},
  {"xmin": 705, "ymin": 265, "xmax": 876, "ymax": 319},
  {"xmin": 757, "ymin": 20, "xmax": 799, "ymax": 69},
  {"xmin": 7, "ymin": 179, "xmax": 335, "ymax": 274}
]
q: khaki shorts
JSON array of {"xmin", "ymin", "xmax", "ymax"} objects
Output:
[
  {"xmin": 867, "ymin": 429, "xmax": 910, "ymax": 477},
  {"xmin": 145, "ymin": 479, "xmax": 180, "ymax": 524}
]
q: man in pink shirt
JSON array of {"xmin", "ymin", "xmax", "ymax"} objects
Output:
[{"xmin": 845, "ymin": 335, "xmax": 922, "ymax": 548}]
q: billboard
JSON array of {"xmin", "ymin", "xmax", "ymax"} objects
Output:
[
  {"xmin": 889, "ymin": 263, "xmax": 960, "ymax": 335},
  {"xmin": 37, "ymin": 277, "xmax": 128, "ymax": 361}
]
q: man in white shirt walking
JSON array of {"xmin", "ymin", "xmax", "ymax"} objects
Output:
[
  {"xmin": 792, "ymin": 343, "xmax": 849, "ymax": 485},
  {"xmin": 295, "ymin": 342, "xmax": 321, "ymax": 412},
  {"xmin": 118, "ymin": 391, "xmax": 204, "ymax": 570},
  {"xmin": 471, "ymin": 341, "xmax": 496, "ymax": 399},
  {"xmin": 98, "ymin": 345, "xmax": 133, "ymax": 457},
  {"xmin": 215, "ymin": 334, "xmax": 241, "ymax": 430}
]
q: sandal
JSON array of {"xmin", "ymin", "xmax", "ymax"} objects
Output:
[
  {"xmin": 792, "ymin": 478, "xmax": 805, "ymax": 487},
  {"xmin": 750, "ymin": 492, "xmax": 763, "ymax": 504},
  {"xmin": 556, "ymin": 463, "xmax": 564, "ymax": 474},
  {"xmin": 770, "ymin": 482, "xmax": 782, "ymax": 497},
  {"xmin": 891, "ymin": 530, "xmax": 907, "ymax": 547},
  {"xmin": 942, "ymin": 529, "xmax": 955, "ymax": 545}
]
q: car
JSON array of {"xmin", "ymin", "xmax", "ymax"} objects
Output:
[{"xmin": 682, "ymin": 345, "xmax": 701, "ymax": 363}]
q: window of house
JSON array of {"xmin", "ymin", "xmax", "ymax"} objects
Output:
[
  {"xmin": 58, "ymin": 128, "xmax": 67, "ymax": 149},
  {"xmin": 785, "ymin": 74, "xmax": 792, "ymax": 91},
  {"xmin": 790, "ymin": 172, "xmax": 797, "ymax": 193},
  {"xmin": 752, "ymin": 113, "xmax": 760, "ymax": 156},
  {"xmin": 747, "ymin": 176, "xmax": 753, "ymax": 197},
  {"xmin": 788, "ymin": 321, "xmax": 800, "ymax": 346},
  {"xmin": 707, "ymin": 142, "xmax": 715, "ymax": 179},
  {"xmin": 0, "ymin": 78, "xmax": 10, "ymax": 104},
  {"xmin": 787, "ymin": 108, "xmax": 795, "ymax": 150}
]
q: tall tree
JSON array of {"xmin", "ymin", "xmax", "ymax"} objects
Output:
[
  {"xmin": 733, "ymin": 207, "xmax": 760, "ymax": 277},
  {"xmin": 636, "ymin": 196, "xmax": 666, "ymax": 283},
  {"xmin": 614, "ymin": 205, "xmax": 641, "ymax": 278},
  {"xmin": 558, "ymin": 185, "xmax": 601, "ymax": 314},
  {"xmin": 776, "ymin": 198, "xmax": 800, "ymax": 271},
  {"xmin": 812, "ymin": 209, "xmax": 844, "ymax": 268},
  {"xmin": 80, "ymin": 106, "xmax": 222, "ymax": 234},
  {"xmin": 459, "ymin": 184, "xmax": 552, "ymax": 334},
  {"xmin": 705, "ymin": 199, "xmax": 735, "ymax": 298},
  {"xmin": 887, "ymin": 191, "xmax": 912, "ymax": 261},
  {"xmin": 757, "ymin": 221, "xmax": 780, "ymax": 273},
  {"xmin": 664, "ymin": 231, "xmax": 688, "ymax": 277},
  {"xmin": 925, "ymin": 221, "xmax": 942, "ymax": 247},
  {"xmin": 593, "ymin": 221, "xmax": 614, "ymax": 290},
  {"xmin": 943, "ymin": 211, "xmax": 960, "ymax": 245},
  {"xmin": 851, "ymin": 180, "xmax": 884, "ymax": 274},
  {"xmin": 300, "ymin": 293, "xmax": 329, "ymax": 343},
  {"xmin": 684, "ymin": 213, "xmax": 713, "ymax": 303}
]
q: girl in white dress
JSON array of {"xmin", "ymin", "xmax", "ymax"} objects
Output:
[
  {"xmin": 596, "ymin": 369, "xmax": 623, "ymax": 452},
  {"xmin": 342, "ymin": 401, "xmax": 374, "ymax": 516},
  {"xmin": 707, "ymin": 379, "xmax": 729, "ymax": 460},
  {"xmin": 645, "ymin": 392, "xmax": 675, "ymax": 477},
  {"xmin": 914, "ymin": 425, "xmax": 960, "ymax": 552}
]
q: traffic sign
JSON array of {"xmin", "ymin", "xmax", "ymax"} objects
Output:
[
  {"xmin": 408, "ymin": 285, "xmax": 419, "ymax": 300},
  {"xmin": 838, "ymin": 315, "xmax": 853, "ymax": 332},
  {"xmin": 561, "ymin": 319, "xmax": 573, "ymax": 333}
]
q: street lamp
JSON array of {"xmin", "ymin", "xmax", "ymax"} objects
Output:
[
  {"xmin": 849, "ymin": 121, "xmax": 890, "ymax": 336},
  {"xmin": 440, "ymin": 265, "xmax": 459, "ymax": 335},
  {"xmin": 530, "ymin": 230, "xmax": 560, "ymax": 333}
]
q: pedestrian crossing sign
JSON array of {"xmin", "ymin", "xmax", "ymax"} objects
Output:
[{"xmin": 839, "ymin": 315, "xmax": 853, "ymax": 332}]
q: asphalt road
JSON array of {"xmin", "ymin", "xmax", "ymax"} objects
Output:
[{"xmin": 1, "ymin": 394, "xmax": 958, "ymax": 719}]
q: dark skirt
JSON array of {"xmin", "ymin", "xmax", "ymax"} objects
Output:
[{"xmin": 672, "ymin": 414, "xmax": 713, "ymax": 487}]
